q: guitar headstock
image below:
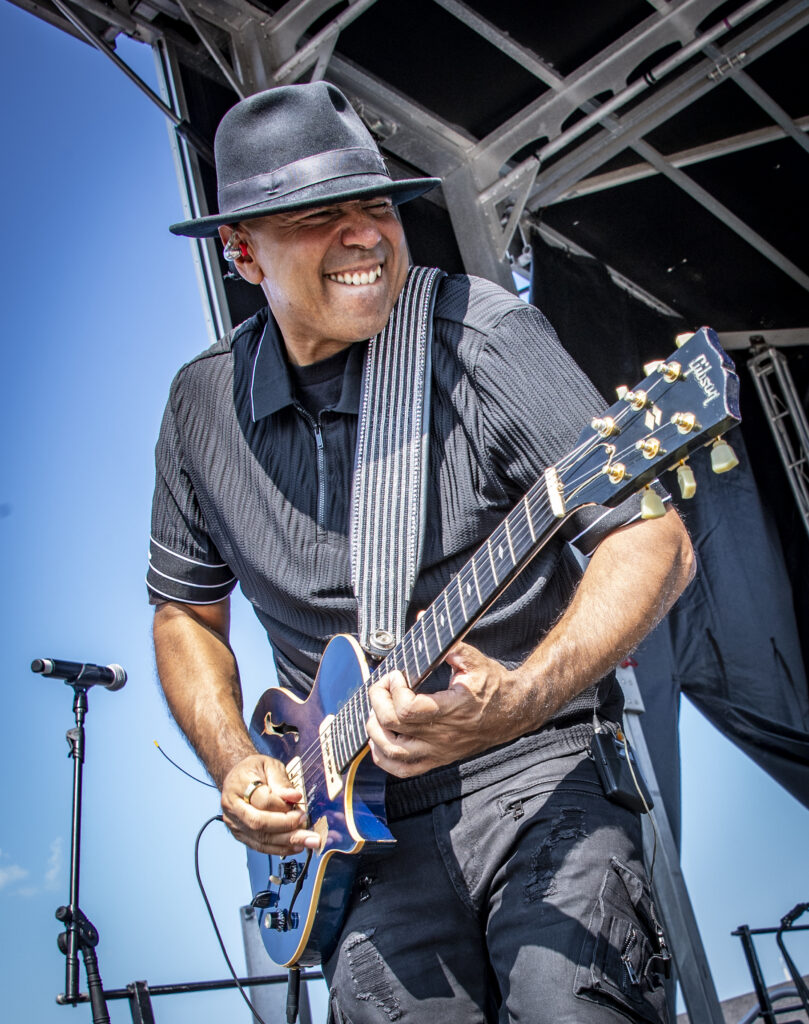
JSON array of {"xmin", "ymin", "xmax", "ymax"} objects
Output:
[{"xmin": 556, "ymin": 327, "xmax": 741, "ymax": 511}]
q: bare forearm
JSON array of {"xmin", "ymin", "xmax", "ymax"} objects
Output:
[
  {"xmin": 517, "ymin": 507, "xmax": 694, "ymax": 728},
  {"xmin": 153, "ymin": 601, "xmax": 255, "ymax": 788}
]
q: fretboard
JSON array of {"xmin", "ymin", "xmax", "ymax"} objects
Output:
[{"xmin": 330, "ymin": 473, "xmax": 563, "ymax": 773}]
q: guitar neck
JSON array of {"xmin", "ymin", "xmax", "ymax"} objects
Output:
[{"xmin": 331, "ymin": 474, "xmax": 565, "ymax": 771}]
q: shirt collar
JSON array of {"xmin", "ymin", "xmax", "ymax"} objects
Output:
[{"xmin": 249, "ymin": 309, "xmax": 365, "ymax": 422}]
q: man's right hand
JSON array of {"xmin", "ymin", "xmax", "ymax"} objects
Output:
[{"xmin": 220, "ymin": 753, "xmax": 322, "ymax": 856}]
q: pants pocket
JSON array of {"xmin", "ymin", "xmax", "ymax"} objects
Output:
[
  {"xmin": 327, "ymin": 991, "xmax": 354, "ymax": 1024},
  {"xmin": 574, "ymin": 857, "xmax": 671, "ymax": 1023}
]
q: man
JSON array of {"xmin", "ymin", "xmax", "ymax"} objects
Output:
[{"xmin": 149, "ymin": 82, "xmax": 693, "ymax": 1023}]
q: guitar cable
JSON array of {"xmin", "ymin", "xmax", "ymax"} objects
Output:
[
  {"xmin": 195, "ymin": 815, "xmax": 272, "ymax": 1024},
  {"xmin": 158, "ymin": 745, "xmax": 304, "ymax": 1022},
  {"xmin": 154, "ymin": 740, "xmax": 218, "ymax": 788}
]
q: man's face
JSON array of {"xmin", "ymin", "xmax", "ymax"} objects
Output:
[{"xmin": 237, "ymin": 198, "xmax": 410, "ymax": 364}]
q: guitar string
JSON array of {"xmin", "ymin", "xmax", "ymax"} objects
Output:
[
  {"xmin": 285, "ymin": 370, "xmax": 697, "ymax": 789},
  {"xmin": 287, "ymin": 373, "xmax": 690, "ymax": 789}
]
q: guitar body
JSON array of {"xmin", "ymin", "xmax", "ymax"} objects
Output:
[{"xmin": 247, "ymin": 634, "xmax": 394, "ymax": 967}]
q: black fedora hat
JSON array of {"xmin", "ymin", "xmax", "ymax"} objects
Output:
[{"xmin": 169, "ymin": 82, "xmax": 441, "ymax": 238}]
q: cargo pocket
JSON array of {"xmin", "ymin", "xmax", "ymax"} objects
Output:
[{"xmin": 574, "ymin": 856, "xmax": 671, "ymax": 1023}]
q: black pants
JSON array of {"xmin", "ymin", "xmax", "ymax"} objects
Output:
[{"xmin": 324, "ymin": 733, "xmax": 669, "ymax": 1023}]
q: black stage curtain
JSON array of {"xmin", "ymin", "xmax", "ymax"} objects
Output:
[{"xmin": 530, "ymin": 230, "xmax": 809, "ymax": 818}]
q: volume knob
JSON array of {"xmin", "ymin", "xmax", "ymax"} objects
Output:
[{"xmin": 264, "ymin": 910, "xmax": 300, "ymax": 932}]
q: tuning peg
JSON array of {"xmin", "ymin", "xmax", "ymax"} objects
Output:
[
  {"xmin": 591, "ymin": 416, "xmax": 619, "ymax": 437},
  {"xmin": 643, "ymin": 359, "xmax": 683, "ymax": 381},
  {"xmin": 640, "ymin": 487, "xmax": 667, "ymax": 519},
  {"xmin": 710, "ymin": 436, "xmax": 739, "ymax": 474},
  {"xmin": 615, "ymin": 385, "xmax": 628, "ymax": 400},
  {"xmin": 676, "ymin": 460, "xmax": 697, "ymax": 499},
  {"xmin": 674, "ymin": 332, "xmax": 695, "ymax": 348}
]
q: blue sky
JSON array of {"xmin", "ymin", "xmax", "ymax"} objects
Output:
[{"xmin": 1, "ymin": 4, "xmax": 806, "ymax": 1022}]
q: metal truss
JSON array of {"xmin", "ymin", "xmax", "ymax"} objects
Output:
[
  {"xmin": 19, "ymin": 0, "xmax": 809, "ymax": 310},
  {"xmin": 748, "ymin": 344, "xmax": 809, "ymax": 539},
  {"xmin": 555, "ymin": 115, "xmax": 809, "ymax": 201}
]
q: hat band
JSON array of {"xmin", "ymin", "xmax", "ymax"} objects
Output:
[{"xmin": 217, "ymin": 147, "xmax": 389, "ymax": 214}]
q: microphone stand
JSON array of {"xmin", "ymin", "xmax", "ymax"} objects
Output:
[{"xmin": 55, "ymin": 681, "xmax": 111, "ymax": 1024}]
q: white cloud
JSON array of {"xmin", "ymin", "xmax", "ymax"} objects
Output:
[
  {"xmin": 0, "ymin": 837, "xmax": 62, "ymax": 896},
  {"xmin": 0, "ymin": 863, "xmax": 28, "ymax": 890}
]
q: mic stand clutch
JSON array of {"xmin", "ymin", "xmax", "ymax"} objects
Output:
[{"xmin": 54, "ymin": 683, "xmax": 111, "ymax": 1024}]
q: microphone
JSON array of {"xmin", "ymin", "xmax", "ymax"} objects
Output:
[{"xmin": 31, "ymin": 658, "xmax": 127, "ymax": 691}]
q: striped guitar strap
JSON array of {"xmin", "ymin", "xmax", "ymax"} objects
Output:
[{"xmin": 350, "ymin": 265, "xmax": 446, "ymax": 659}]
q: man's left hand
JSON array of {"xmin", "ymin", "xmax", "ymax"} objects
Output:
[{"xmin": 366, "ymin": 641, "xmax": 527, "ymax": 777}]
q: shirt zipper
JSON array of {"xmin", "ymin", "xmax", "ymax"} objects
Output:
[{"xmin": 295, "ymin": 405, "xmax": 327, "ymax": 540}]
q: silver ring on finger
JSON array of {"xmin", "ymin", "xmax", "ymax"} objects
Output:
[{"xmin": 242, "ymin": 779, "xmax": 265, "ymax": 805}]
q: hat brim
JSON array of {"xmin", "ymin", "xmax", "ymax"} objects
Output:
[{"xmin": 169, "ymin": 175, "xmax": 441, "ymax": 238}]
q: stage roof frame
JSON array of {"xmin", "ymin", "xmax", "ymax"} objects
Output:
[{"xmin": 10, "ymin": 0, "xmax": 809, "ymax": 342}]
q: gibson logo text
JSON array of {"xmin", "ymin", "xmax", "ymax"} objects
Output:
[{"xmin": 688, "ymin": 354, "xmax": 720, "ymax": 407}]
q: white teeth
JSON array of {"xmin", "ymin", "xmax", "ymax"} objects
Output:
[{"xmin": 327, "ymin": 264, "xmax": 383, "ymax": 285}]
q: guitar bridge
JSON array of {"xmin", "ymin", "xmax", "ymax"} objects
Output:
[{"xmin": 285, "ymin": 756, "xmax": 307, "ymax": 815}]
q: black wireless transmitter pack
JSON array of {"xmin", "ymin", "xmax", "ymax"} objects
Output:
[{"xmin": 590, "ymin": 729, "xmax": 654, "ymax": 814}]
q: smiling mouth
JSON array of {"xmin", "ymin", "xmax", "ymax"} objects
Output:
[{"xmin": 326, "ymin": 264, "xmax": 383, "ymax": 286}]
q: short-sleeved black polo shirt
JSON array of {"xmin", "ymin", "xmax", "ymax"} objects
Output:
[{"xmin": 148, "ymin": 274, "xmax": 654, "ymax": 719}]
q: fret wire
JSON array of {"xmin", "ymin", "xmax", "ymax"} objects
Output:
[
  {"xmin": 357, "ymin": 689, "xmax": 368, "ymax": 742},
  {"xmin": 442, "ymin": 589, "xmax": 454, "ymax": 638},
  {"xmin": 461, "ymin": 568, "xmax": 477, "ymax": 622},
  {"xmin": 430, "ymin": 603, "xmax": 444, "ymax": 653},
  {"xmin": 402, "ymin": 642, "xmax": 419, "ymax": 686},
  {"xmin": 360, "ymin": 684, "xmax": 371, "ymax": 728},
  {"xmin": 347, "ymin": 700, "xmax": 361, "ymax": 759},
  {"xmin": 454, "ymin": 574, "xmax": 467, "ymax": 622},
  {"xmin": 511, "ymin": 502, "xmax": 535, "ymax": 562},
  {"xmin": 417, "ymin": 613, "xmax": 436, "ymax": 666},
  {"xmin": 486, "ymin": 537, "xmax": 499, "ymax": 585},
  {"xmin": 340, "ymin": 710, "xmax": 352, "ymax": 763},
  {"xmin": 470, "ymin": 554, "xmax": 483, "ymax": 604},
  {"xmin": 504, "ymin": 517, "xmax": 516, "ymax": 565},
  {"xmin": 473, "ymin": 546, "xmax": 496, "ymax": 609},
  {"xmin": 523, "ymin": 494, "xmax": 536, "ymax": 542},
  {"xmin": 349, "ymin": 694, "xmax": 363, "ymax": 750},
  {"xmin": 408, "ymin": 627, "xmax": 423, "ymax": 679},
  {"xmin": 385, "ymin": 649, "xmax": 401, "ymax": 678}
]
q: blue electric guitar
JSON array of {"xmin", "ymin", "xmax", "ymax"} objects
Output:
[{"xmin": 247, "ymin": 327, "xmax": 740, "ymax": 967}]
